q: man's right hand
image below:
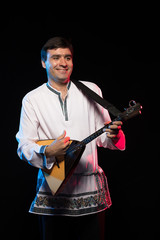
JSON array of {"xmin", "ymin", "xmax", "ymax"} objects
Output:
[{"xmin": 45, "ymin": 130, "xmax": 70, "ymax": 158}]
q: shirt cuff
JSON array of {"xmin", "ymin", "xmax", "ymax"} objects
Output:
[
  {"xmin": 112, "ymin": 130, "xmax": 126, "ymax": 151},
  {"xmin": 39, "ymin": 145, "xmax": 55, "ymax": 169}
]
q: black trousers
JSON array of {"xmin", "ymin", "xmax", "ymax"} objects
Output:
[{"xmin": 39, "ymin": 211, "xmax": 106, "ymax": 240}]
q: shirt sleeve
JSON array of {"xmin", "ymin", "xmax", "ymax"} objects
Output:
[
  {"xmin": 93, "ymin": 84, "xmax": 126, "ymax": 151},
  {"xmin": 16, "ymin": 96, "xmax": 55, "ymax": 169}
]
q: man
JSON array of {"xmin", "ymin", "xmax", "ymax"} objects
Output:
[{"xmin": 16, "ymin": 37, "xmax": 125, "ymax": 240}]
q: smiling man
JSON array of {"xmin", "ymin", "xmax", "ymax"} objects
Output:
[
  {"xmin": 16, "ymin": 37, "xmax": 125, "ymax": 240},
  {"xmin": 42, "ymin": 48, "xmax": 73, "ymax": 83}
]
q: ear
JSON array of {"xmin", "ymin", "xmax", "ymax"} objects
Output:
[{"xmin": 41, "ymin": 60, "xmax": 46, "ymax": 69}]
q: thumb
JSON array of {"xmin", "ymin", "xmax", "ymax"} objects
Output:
[{"xmin": 57, "ymin": 130, "xmax": 66, "ymax": 140}]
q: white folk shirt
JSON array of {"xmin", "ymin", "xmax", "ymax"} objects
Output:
[{"xmin": 16, "ymin": 81, "xmax": 125, "ymax": 216}]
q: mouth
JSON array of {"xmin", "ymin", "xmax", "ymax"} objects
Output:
[{"xmin": 56, "ymin": 69, "xmax": 68, "ymax": 73}]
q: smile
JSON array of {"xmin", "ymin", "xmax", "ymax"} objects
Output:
[
  {"xmin": 56, "ymin": 68, "xmax": 68, "ymax": 70},
  {"xmin": 56, "ymin": 69, "xmax": 68, "ymax": 72}
]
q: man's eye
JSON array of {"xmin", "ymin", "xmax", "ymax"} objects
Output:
[
  {"xmin": 66, "ymin": 57, "xmax": 71, "ymax": 61},
  {"xmin": 53, "ymin": 57, "xmax": 59, "ymax": 60}
]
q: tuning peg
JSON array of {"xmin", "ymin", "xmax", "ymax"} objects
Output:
[
  {"xmin": 129, "ymin": 100, "xmax": 136, "ymax": 107},
  {"xmin": 139, "ymin": 105, "xmax": 143, "ymax": 114}
]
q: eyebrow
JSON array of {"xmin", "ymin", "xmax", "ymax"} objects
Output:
[{"xmin": 50, "ymin": 54, "xmax": 72, "ymax": 58}]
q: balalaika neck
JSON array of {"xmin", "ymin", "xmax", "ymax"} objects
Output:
[
  {"xmin": 67, "ymin": 120, "xmax": 118, "ymax": 154},
  {"xmin": 80, "ymin": 115, "xmax": 121, "ymax": 146},
  {"xmin": 66, "ymin": 124, "xmax": 110, "ymax": 155},
  {"xmin": 80, "ymin": 125, "xmax": 106, "ymax": 146}
]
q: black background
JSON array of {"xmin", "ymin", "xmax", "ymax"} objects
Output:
[{"xmin": 1, "ymin": 14, "xmax": 159, "ymax": 239}]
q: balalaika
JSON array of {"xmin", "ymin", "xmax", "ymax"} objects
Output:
[{"xmin": 37, "ymin": 101, "xmax": 142, "ymax": 195}]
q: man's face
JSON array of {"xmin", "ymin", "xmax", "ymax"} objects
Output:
[{"xmin": 42, "ymin": 48, "xmax": 73, "ymax": 84}]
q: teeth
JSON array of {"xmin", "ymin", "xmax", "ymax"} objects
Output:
[{"xmin": 57, "ymin": 69, "xmax": 68, "ymax": 70}]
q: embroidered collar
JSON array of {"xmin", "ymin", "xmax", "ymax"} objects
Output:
[{"xmin": 46, "ymin": 81, "xmax": 71, "ymax": 95}]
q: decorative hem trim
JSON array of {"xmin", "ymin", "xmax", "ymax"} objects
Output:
[{"xmin": 29, "ymin": 204, "xmax": 111, "ymax": 217}]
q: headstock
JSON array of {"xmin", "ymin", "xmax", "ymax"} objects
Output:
[{"xmin": 118, "ymin": 100, "xmax": 142, "ymax": 122}]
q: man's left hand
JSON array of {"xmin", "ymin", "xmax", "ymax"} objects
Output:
[{"xmin": 105, "ymin": 121, "xmax": 123, "ymax": 139}]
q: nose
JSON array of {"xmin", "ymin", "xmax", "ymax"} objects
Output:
[{"xmin": 59, "ymin": 57, "xmax": 67, "ymax": 67}]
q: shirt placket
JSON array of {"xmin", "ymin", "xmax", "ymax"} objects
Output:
[
  {"xmin": 46, "ymin": 82, "xmax": 71, "ymax": 121},
  {"xmin": 58, "ymin": 94, "xmax": 68, "ymax": 121}
]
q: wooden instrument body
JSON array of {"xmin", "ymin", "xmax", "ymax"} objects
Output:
[{"xmin": 37, "ymin": 139, "xmax": 85, "ymax": 195}]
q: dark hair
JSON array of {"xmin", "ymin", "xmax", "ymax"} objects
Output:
[{"xmin": 41, "ymin": 37, "xmax": 73, "ymax": 62}]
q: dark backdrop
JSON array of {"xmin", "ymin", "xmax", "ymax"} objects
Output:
[{"xmin": 1, "ymin": 16, "xmax": 159, "ymax": 239}]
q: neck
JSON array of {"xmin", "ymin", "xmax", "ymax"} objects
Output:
[{"xmin": 48, "ymin": 78, "xmax": 70, "ymax": 91}]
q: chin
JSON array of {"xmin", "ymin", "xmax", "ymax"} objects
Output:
[{"xmin": 58, "ymin": 77, "xmax": 70, "ymax": 84}]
